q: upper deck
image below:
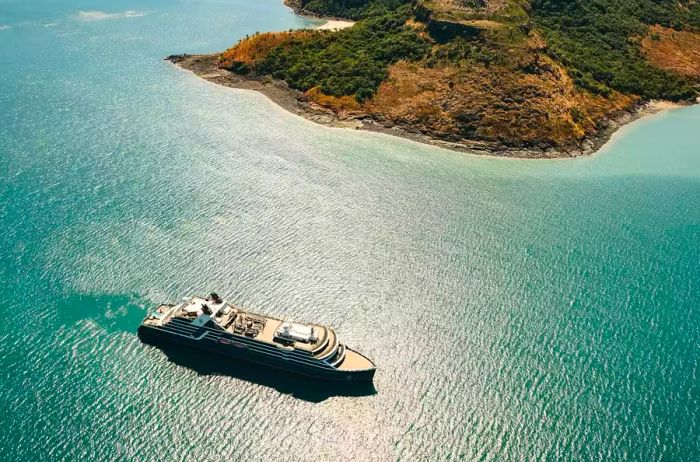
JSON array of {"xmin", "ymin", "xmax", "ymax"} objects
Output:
[{"xmin": 143, "ymin": 295, "xmax": 334, "ymax": 356}]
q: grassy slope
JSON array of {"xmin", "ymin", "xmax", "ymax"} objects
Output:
[
  {"xmin": 292, "ymin": 0, "xmax": 413, "ymax": 20},
  {"xmin": 217, "ymin": 0, "xmax": 700, "ymax": 150},
  {"xmin": 640, "ymin": 25, "xmax": 700, "ymax": 79},
  {"xmin": 532, "ymin": 0, "xmax": 700, "ymax": 100}
]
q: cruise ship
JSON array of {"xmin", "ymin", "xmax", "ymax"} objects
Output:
[{"xmin": 138, "ymin": 294, "xmax": 376, "ymax": 382}]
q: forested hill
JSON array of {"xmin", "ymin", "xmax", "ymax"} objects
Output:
[
  {"xmin": 217, "ymin": 0, "xmax": 700, "ymax": 152},
  {"xmin": 532, "ymin": 0, "xmax": 700, "ymax": 99},
  {"xmin": 288, "ymin": 0, "xmax": 411, "ymax": 20}
]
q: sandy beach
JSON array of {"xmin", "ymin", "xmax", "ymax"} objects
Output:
[{"xmin": 316, "ymin": 20, "xmax": 355, "ymax": 30}]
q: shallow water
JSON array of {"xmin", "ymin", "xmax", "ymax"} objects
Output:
[{"xmin": 1, "ymin": 1, "xmax": 698, "ymax": 460}]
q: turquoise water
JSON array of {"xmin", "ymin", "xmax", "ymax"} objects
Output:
[{"xmin": 1, "ymin": 1, "xmax": 698, "ymax": 460}]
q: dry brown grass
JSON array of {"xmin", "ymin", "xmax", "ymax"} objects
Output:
[
  {"xmin": 305, "ymin": 87, "xmax": 362, "ymax": 114},
  {"xmin": 641, "ymin": 25, "xmax": 700, "ymax": 79},
  {"xmin": 364, "ymin": 55, "xmax": 636, "ymax": 148},
  {"xmin": 218, "ymin": 31, "xmax": 315, "ymax": 69}
]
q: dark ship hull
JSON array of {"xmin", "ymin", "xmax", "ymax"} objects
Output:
[{"xmin": 138, "ymin": 318, "xmax": 375, "ymax": 383}]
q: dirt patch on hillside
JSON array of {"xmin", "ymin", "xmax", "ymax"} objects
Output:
[{"xmin": 641, "ymin": 25, "xmax": 700, "ymax": 79}]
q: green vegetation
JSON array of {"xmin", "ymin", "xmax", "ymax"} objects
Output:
[
  {"xmin": 257, "ymin": 6, "xmax": 429, "ymax": 100},
  {"xmin": 226, "ymin": 0, "xmax": 700, "ymax": 104},
  {"xmin": 425, "ymin": 35, "xmax": 516, "ymax": 68},
  {"xmin": 419, "ymin": 0, "xmax": 530, "ymax": 27},
  {"xmin": 295, "ymin": 0, "xmax": 412, "ymax": 20},
  {"xmin": 532, "ymin": 0, "xmax": 700, "ymax": 100}
]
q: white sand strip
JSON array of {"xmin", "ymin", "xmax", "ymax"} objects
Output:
[{"xmin": 316, "ymin": 20, "xmax": 354, "ymax": 30}]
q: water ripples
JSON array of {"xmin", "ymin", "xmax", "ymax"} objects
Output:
[{"xmin": 1, "ymin": 1, "xmax": 699, "ymax": 460}]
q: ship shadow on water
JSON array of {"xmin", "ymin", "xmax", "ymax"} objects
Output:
[{"xmin": 139, "ymin": 334, "xmax": 377, "ymax": 403}]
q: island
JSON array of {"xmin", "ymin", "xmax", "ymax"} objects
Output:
[{"xmin": 169, "ymin": 0, "xmax": 700, "ymax": 158}]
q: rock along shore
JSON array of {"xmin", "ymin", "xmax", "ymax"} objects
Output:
[{"xmin": 167, "ymin": 53, "xmax": 687, "ymax": 159}]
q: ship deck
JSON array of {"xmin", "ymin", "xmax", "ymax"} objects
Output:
[
  {"xmin": 146, "ymin": 297, "xmax": 332, "ymax": 355},
  {"xmin": 338, "ymin": 349, "xmax": 375, "ymax": 371}
]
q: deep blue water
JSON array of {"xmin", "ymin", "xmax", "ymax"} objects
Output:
[{"xmin": 1, "ymin": 1, "xmax": 698, "ymax": 460}]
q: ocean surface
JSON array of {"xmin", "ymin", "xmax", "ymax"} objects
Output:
[{"xmin": 1, "ymin": 1, "xmax": 698, "ymax": 460}]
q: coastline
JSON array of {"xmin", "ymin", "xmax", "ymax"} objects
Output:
[
  {"xmin": 604, "ymin": 101, "xmax": 683, "ymax": 144},
  {"xmin": 283, "ymin": 0, "xmax": 355, "ymax": 29},
  {"xmin": 282, "ymin": 0, "xmax": 353, "ymax": 24},
  {"xmin": 166, "ymin": 53, "xmax": 690, "ymax": 159}
]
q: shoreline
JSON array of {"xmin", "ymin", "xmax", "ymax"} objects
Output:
[
  {"xmin": 166, "ymin": 53, "xmax": 690, "ymax": 159},
  {"xmin": 283, "ymin": 0, "xmax": 355, "ymax": 30},
  {"xmin": 282, "ymin": 0, "xmax": 353, "ymax": 24}
]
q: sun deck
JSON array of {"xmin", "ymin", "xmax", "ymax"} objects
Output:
[{"xmin": 144, "ymin": 296, "xmax": 332, "ymax": 355}]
